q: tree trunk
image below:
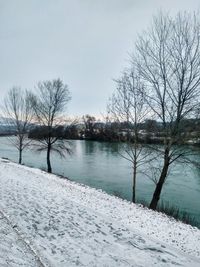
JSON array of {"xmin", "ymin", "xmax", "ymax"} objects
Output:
[
  {"xmin": 132, "ymin": 163, "xmax": 137, "ymax": 203},
  {"xmin": 19, "ymin": 138, "xmax": 23, "ymax": 164},
  {"xmin": 149, "ymin": 149, "xmax": 170, "ymax": 210},
  {"xmin": 132, "ymin": 121, "xmax": 138, "ymax": 203},
  {"xmin": 47, "ymin": 144, "xmax": 52, "ymax": 173},
  {"xmin": 19, "ymin": 148, "xmax": 22, "ymax": 164}
]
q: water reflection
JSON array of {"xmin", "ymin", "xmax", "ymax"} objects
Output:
[{"xmin": 84, "ymin": 140, "xmax": 97, "ymax": 155}]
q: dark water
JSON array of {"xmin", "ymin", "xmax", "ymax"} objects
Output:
[{"xmin": 0, "ymin": 137, "xmax": 200, "ymax": 224}]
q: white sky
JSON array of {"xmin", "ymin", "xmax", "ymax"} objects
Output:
[{"xmin": 0, "ymin": 0, "xmax": 200, "ymax": 117}]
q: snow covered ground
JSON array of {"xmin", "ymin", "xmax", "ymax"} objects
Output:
[
  {"xmin": 0, "ymin": 210, "xmax": 43, "ymax": 267},
  {"xmin": 0, "ymin": 158, "xmax": 200, "ymax": 266}
]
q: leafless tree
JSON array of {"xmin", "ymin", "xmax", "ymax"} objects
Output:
[
  {"xmin": 31, "ymin": 78, "xmax": 71, "ymax": 173},
  {"xmin": 3, "ymin": 87, "xmax": 33, "ymax": 164},
  {"xmin": 135, "ymin": 11, "xmax": 200, "ymax": 209},
  {"xmin": 108, "ymin": 70, "xmax": 151, "ymax": 203},
  {"xmin": 82, "ymin": 114, "xmax": 96, "ymax": 137}
]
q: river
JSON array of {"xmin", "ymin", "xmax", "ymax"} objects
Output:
[{"xmin": 0, "ymin": 137, "xmax": 200, "ymax": 225}]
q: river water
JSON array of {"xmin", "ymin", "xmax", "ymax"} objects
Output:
[{"xmin": 0, "ymin": 137, "xmax": 200, "ymax": 224}]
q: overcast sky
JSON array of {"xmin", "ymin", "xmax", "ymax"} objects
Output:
[{"xmin": 0, "ymin": 0, "xmax": 200, "ymax": 117}]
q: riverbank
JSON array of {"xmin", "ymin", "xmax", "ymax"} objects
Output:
[
  {"xmin": 0, "ymin": 138, "xmax": 200, "ymax": 225},
  {"xmin": 0, "ymin": 158, "xmax": 200, "ymax": 266}
]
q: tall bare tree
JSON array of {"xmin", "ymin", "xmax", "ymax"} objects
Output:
[
  {"xmin": 108, "ymin": 71, "xmax": 150, "ymax": 203},
  {"xmin": 31, "ymin": 78, "xmax": 71, "ymax": 173},
  {"xmin": 135, "ymin": 12, "xmax": 200, "ymax": 209},
  {"xmin": 3, "ymin": 87, "xmax": 33, "ymax": 164}
]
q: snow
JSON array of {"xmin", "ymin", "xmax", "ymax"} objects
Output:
[
  {"xmin": 0, "ymin": 210, "xmax": 42, "ymax": 266},
  {"xmin": 0, "ymin": 158, "xmax": 200, "ymax": 266}
]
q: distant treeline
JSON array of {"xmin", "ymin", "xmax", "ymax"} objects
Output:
[{"xmin": 28, "ymin": 118, "xmax": 200, "ymax": 145}]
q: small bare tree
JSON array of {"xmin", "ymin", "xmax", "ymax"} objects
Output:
[
  {"xmin": 135, "ymin": 12, "xmax": 200, "ymax": 209},
  {"xmin": 82, "ymin": 114, "xmax": 96, "ymax": 139},
  {"xmin": 108, "ymin": 70, "xmax": 150, "ymax": 203},
  {"xmin": 3, "ymin": 87, "xmax": 33, "ymax": 164},
  {"xmin": 31, "ymin": 78, "xmax": 71, "ymax": 173}
]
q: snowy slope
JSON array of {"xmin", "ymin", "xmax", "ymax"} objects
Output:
[{"xmin": 0, "ymin": 158, "xmax": 200, "ymax": 266}]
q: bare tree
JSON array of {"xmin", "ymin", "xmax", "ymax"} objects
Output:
[
  {"xmin": 135, "ymin": 12, "xmax": 200, "ymax": 209},
  {"xmin": 31, "ymin": 78, "xmax": 71, "ymax": 173},
  {"xmin": 3, "ymin": 87, "xmax": 33, "ymax": 164},
  {"xmin": 82, "ymin": 114, "xmax": 96, "ymax": 139},
  {"xmin": 108, "ymin": 70, "xmax": 151, "ymax": 203}
]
